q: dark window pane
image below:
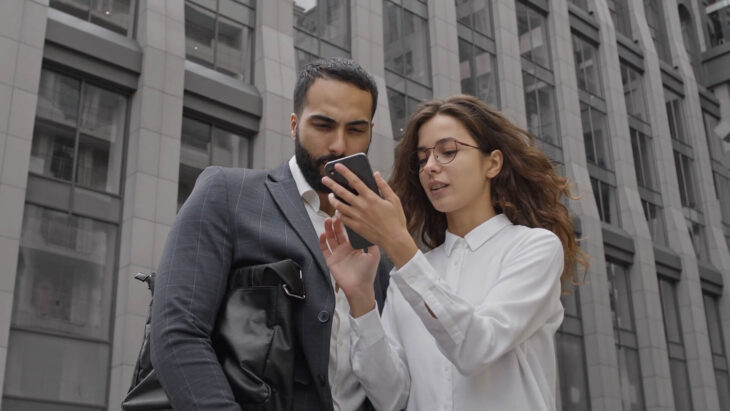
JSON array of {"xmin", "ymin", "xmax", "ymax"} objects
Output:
[
  {"xmin": 517, "ymin": 2, "xmax": 550, "ymax": 69},
  {"xmin": 617, "ymin": 346, "xmax": 646, "ymax": 410},
  {"xmin": 556, "ymin": 332, "xmax": 591, "ymax": 411},
  {"xmin": 607, "ymin": 262, "xmax": 635, "ymax": 333},
  {"xmin": 50, "ymin": 0, "xmax": 91, "ymax": 21},
  {"xmin": 12, "ymin": 205, "xmax": 117, "ymax": 339},
  {"xmin": 36, "ymin": 69, "xmax": 81, "ymax": 127},
  {"xmin": 77, "ymin": 83, "xmax": 126, "ymax": 193},
  {"xmin": 30, "ymin": 121, "xmax": 76, "ymax": 182},
  {"xmin": 216, "ymin": 17, "xmax": 252, "ymax": 81},
  {"xmin": 669, "ymin": 358, "xmax": 693, "ymax": 410},
  {"xmin": 608, "ymin": 0, "xmax": 632, "ymax": 37},
  {"xmin": 659, "ymin": 279, "xmax": 683, "ymax": 344},
  {"xmin": 89, "ymin": 0, "xmax": 132, "ymax": 35},
  {"xmin": 185, "ymin": 3, "xmax": 217, "ymax": 69},
  {"xmin": 294, "ymin": 0, "xmax": 319, "ymax": 35},
  {"xmin": 455, "ymin": 0, "xmax": 492, "ymax": 36},
  {"xmin": 384, "ymin": 1, "xmax": 404, "ymax": 74},
  {"xmin": 402, "ymin": 10, "xmax": 431, "ymax": 86},
  {"xmin": 387, "ymin": 88, "xmax": 406, "ymax": 140},
  {"xmin": 716, "ymin": 370, "xmax": 730, "ymax": 411},
  {"xmin": 523, "ymin": 72, "xmax": 558, "ymax": 146},
  {"xmin": 621, "ymin": 63, "xmax": 648, "ymax": 122},
  {"xmin": 703, "ymin": 294, "xmax": 726, "ymax": 357},
  {"xmin": 458, "ymin": 39, "xmax": 498, "ymax": 106},
  {"xmin": 322, "ymin": 0, "xmax": 349, "ymax": 49},
  {"xmin": 4, "ymin": 330, "xmax": 110, "ymax": 407},
  {"xmin": 572, "ymin": 35, "xmax": 602, "ymax": 97}
]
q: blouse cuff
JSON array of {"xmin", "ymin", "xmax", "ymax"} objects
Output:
[{"xmin": 350, "ymin": 304, "xmax": 385, "ymax": 350}]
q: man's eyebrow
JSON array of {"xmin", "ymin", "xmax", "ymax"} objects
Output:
[
  {"xmin": 308, "ymin": 114, "xmax": 336, "ymax": 124},
  {"xmin": 346, "ymin": 120, "xmax": 370, "ymax": 127}
]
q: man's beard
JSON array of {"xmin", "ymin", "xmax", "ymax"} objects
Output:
[{"xmin": 294, "ymin": 130, "xmax": 343, "ymax": 193}]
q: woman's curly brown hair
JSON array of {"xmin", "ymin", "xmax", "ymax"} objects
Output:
[{"xmin": 390, "ymin": 95, "xmax": 588, "ymax": 287}]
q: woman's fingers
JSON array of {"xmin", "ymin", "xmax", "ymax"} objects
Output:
[
  {"xmin": 333, "ymin": 163, "xmax": 378, "ymax": 198},
  {"xmin": 374, "ymin": 172, "xmax": 397, "ymax": 203}
]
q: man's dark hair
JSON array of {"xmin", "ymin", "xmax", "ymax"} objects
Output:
[{"xmin": 293, "ymin": 57, "xmax": 378, "ymax": 119}]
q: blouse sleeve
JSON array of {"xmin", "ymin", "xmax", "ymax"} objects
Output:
[
  {"xmin": 390, "ymin": 229, "xmax": 564, "ymax": 376},
  {"xmin": 349, "ymin": 284, "xmax": 411, "ymax": 411}
]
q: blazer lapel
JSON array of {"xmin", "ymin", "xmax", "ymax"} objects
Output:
[{"xmin": 265, "ymin": 163, "xmax": 330, "ymax": 280}]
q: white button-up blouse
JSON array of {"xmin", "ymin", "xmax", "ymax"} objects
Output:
[{"xmin": 350, "ymin": 214, "xmax": 565, "ymax": 411}]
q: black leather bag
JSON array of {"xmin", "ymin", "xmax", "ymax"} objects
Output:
[{"xmin": 122, "ymin": 259, "xmax": 305, "ymax": 410}]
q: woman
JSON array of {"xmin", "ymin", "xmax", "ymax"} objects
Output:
[{"xmin": 319, "ymin": 95, "xmax": 587, "ymax": 410}]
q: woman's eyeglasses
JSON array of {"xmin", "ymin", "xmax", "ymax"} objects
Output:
[{"xmin": 411, "ymin": 138, "xmax": 481, "ymax": 173}]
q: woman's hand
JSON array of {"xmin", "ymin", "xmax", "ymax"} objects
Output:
[
  {"xmin": 319, "ymin": 217, "xmax": 379, "ymax": 317},
  {"xmin": 321, "ymin": 164, "xmax": 419, "ymax": 269}
]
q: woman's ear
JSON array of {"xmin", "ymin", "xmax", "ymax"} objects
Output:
[{"xmin": 485, "ymin": 149, "xmax": 503, "ymax": 179}]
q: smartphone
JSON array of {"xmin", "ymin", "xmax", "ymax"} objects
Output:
[{"xmin": 324, "ymin": 153, "xmax": 380, "ymax": 249}]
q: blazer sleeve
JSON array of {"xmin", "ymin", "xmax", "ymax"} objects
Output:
[{"xmin": 150, "ymin": 166, "xmax": 241, "ymax": 410}]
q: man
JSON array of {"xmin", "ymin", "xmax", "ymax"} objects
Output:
[{"xmin": 150, "ymin": 58, "xmax": 392, "ymax": 410}]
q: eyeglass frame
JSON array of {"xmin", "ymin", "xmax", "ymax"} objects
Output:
[{"xmin": 411, "ymin": 137, "xmax": 483, "ymax": 173}]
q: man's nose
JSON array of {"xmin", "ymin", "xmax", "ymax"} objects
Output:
[{"xmin": 329, "ymin": 127, "xmax": 346, "ymax": 154}]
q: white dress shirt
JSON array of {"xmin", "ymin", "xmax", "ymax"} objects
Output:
[
  {"xmin": 350, "ymin": 214, "xmax": 565, "ymax": 411},
  {"xmin": 288, "ymin": 157, "xmax": 367, "ymax": 411}
]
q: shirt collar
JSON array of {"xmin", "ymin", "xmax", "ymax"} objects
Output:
[
  {"xmin": 443, "ymin": 214, "xmax": 512, "ymax": 256},
  {"xmin": 288, "ymin": 156, "xmax": 321, "ymax": 211}
]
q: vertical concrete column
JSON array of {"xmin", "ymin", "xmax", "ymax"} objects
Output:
[
  {"xmin": 0, "ymin": 0, "xmax": 48, "ymax": 408},
  {"xmin": 107, "ymin": 1, "xmax": 186, "ymax": 409},
  {"xmin": 548, "ymin": 1, "xmax": 622, "ymax": 409},
  {"xmin": 351, "ymin": 0, "xmax": 395, "ymax": 175},
  {"xmin": 427, "ymin": 0, "xmax": 460, "ymax": 99},
  {"xmin": 663, "ymin": 3, "xmax": 724, "ymax": 411},
  {"xmin": 491, "ymin": 0, "xmax": 525, "ymax": 126},
  {"xmin": 252, "ymin": 0, "xmax": 297, "ymax": 169},
  {"xmin": 633, "ymin": 0, "xmax": 720, "ymax": 409},
  {"xmin": 590, "ymin": 0, "xmax": 675, "ymax": 409}
]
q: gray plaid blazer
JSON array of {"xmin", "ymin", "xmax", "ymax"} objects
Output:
[{"xmin": 150, "ymin": 163, "xmax": 392, "ymax": 411}]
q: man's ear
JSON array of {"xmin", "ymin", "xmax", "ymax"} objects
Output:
[
  {"xmin": 290, "ymin": 113, "xmax": 298, "ymax": 140},
  {"xmin": 486, "ymin": 149, "xmax": 503, "ymax": 179}
]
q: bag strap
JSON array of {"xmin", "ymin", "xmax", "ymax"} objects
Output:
[{"xmin": 229, "ymin": 259, "xmax": 305, "ymax": 300}]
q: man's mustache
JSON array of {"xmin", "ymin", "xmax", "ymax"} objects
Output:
[{"xmin": 316, "ymin": 153, "xmax": 344, "ymax": 165}]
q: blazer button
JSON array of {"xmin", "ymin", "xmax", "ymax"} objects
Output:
[{"xmin": 317, "ymin": 310, "xmax": 329, "ymax": 323}]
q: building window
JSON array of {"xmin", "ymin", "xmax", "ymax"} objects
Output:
[
  {"xmin": 673, "ymin": 151, "xmax": 697, "ymax": 209},
  {"xmin": 458, "ymin": 37, "xmax": 498, "ymax": 107},
  {"xmin": 641, "ymin": 199, "xmax": 668, "ymax": 245},
  {"xmin": 706, "ymin": 1, "xmax": 730, "ymax": 47},
  {"xmin": 293, "ymin": 0, "xmax": 350, "ymax": 71},
  {"xmin": 608, "ymin": 0, "xmax": 632, "ymax": 38},
  {"xmin": 658, "ymin": 277, "xmax": 693, "ymax": 411},
  {"xmin": 704, "ymin": 292, "xmax": 730, "ymax": 410},
  {"xmin": 687, "ymin": 220, "xmax": 710, "ymax": 262},
  {"xmin": 606, "ymin": 261, "xmax": 646, "ymax": 411},
  {"xmin": 556, "ymin": 288, "xmax": 591, "ymax": 411},
  {"xmin": 456, "ymin": 0, "xmax": 493, "ymax": 36},
  {"xmin": 29, "ymin": 69, "xmax": 127, "ymax": 195},
  {"xmin": 713, "ymin": 171, "xmax": 730, "ymax": 226},
  {"xmin": 4, "ymin": 204, "xmax": 117, "ymax": 410},
  {"xmin": 523, "ymin": 71, "xmax": 558, "ymax": 147},
  {"xmin": 591, "ymin": 177, "xmax": 620, "ymax": 225},
  {"xmin": 572, "ymin": 34, "xmax": 602, "ymax": 98},
  {"xmin": 665, "ymin": 91, "xmax": 688, "ymax": 145},
  {"xmin": 644, "ymin": 0, "xmax": 672, "ymax": 63},
  {"xmin": 49, "ymin": 0, "xmax": 135, "ymax": 35},
  {"xmin": 185, "ymin": 0, "xmax": 255, "ymax": 82},
  {"xmin": 178, "ymin": 116, "xmax": 250, "ymax": 208},
  {"xmin": 569, "ymin": 0, "xmax": 589, "ymax": 11},
  {"xmin": 621, "ymin": 63, "xmax": 649, "ymax": 124},
  {"xmin": 581, "ymin": 103, "xmax": 611, "ymax": 169},
  {"xmin": 630, "ymin": 128, "xmax": 658, "ymax": 191},
  {"xmin": 516, "ymin": 1, "xmax": 551, "ymax": 69},
  {"xmin": 384, "ymin": 0, "xmax": 432, "ymax": 140}
]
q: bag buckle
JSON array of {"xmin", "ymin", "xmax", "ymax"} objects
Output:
[{"xmin": 282, "ymin": 270, "xmax": 305, "ymax": 299}]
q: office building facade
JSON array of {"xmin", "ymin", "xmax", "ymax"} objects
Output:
[{"xmin": 0, "ymin": 0, "xmax": 729, "ymax": 410}]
